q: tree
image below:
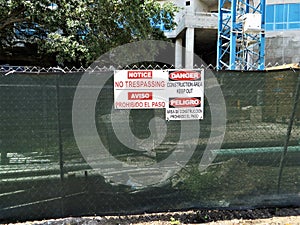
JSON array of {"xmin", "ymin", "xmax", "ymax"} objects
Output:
[{"xmin": 0, "ymin": 0, "xmax": 177, "ymax": 66}]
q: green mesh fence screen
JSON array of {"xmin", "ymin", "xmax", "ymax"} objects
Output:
[{"xmin": 0, "ymin": 68, "xmax": 300, "ymax": 222}]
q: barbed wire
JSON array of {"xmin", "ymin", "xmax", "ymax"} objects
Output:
[{"xmin": 0, "ymin": 62, "xmax": 299, "ymax": 74}]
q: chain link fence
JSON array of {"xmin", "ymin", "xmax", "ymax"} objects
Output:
[{"xmin": 0, "ymin": 65, "xmax": 300, "ymax": 222}]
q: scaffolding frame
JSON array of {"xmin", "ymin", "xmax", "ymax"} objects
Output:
[{"xmin": 217, "ymin": 0, "xmax": 266, "ymax": 70}]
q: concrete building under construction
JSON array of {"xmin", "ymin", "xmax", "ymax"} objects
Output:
[{"xmin": 157, "ymin": 0, "xmax": 300, "ymax": 69}]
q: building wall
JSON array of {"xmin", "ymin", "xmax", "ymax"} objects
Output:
[
  {"xmin": 160, "ymin": 0, "xmax": 217, "ymax": 13},
  {"xmin": 267, "ymin": 0, "xmax": 300, "ymax": 4},
  {"xmin": 266, "ymin": 30, "xmax": 300, "ymax": 64},
  {"xmin": 193, "ymin": 1, "xmax": 210, "ymax": 12},
  {"xmin": 265, "ymin": 1, "xmax": 300, "ymax": 64},
  {"xmin": 161, "ymin": 0, "xmax": 300, "ymax": 65}
]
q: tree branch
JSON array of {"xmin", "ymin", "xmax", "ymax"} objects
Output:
[
  {"xmin": 0, "ymin": 5, "xmax": 26, "ymax": 31},
  {"xmin": 0, "ymin": 17, "xmax": 28, "ymax": 31}
]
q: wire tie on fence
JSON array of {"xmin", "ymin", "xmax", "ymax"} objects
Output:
[
  {"xmin": 52, "ymin": 67, "xmax": 66, "ymax": 73},
  {"xmin": 291, "ymin": 67, "xmax": 296, "ymax": 73},
  {"xmin": 4, "ymin": 70, "xmax": 16, "ymax": 76}
]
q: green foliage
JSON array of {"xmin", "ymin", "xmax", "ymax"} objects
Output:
[
  {"xmin": 170, "ymin": 216, "xmax": 180, "ymax": 225},
  {"xmin": 178, "ymin": 158, "xmax": 300, "ymax": 205},
  {"xmin": 0, "ymin": 0, "xmax": 177, "ymax": 66}
]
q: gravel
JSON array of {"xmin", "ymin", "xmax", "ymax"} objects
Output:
[{"xmin": 5, "ymin": 207, "xmax": 300, "ymax": 225}]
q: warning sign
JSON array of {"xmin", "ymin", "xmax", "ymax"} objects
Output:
[
  {"xmin": 114, "ymin": 70, "xmax": 168, "ymax": 109},
  {"xmin": 165, "ymin": 70, "xmax": 204, "ymax": 120},
  {"xmin": 114, "ymin": 69, "xmax": 204, "ymax": 120}
]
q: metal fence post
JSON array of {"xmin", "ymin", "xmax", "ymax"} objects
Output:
[
  {"xmin": 277, "ymin": 69, "xmax": 300, "ymax": 194},
  {"xmin": 56, "ymin": 73, "xmax": 65, "ymax": 215}
]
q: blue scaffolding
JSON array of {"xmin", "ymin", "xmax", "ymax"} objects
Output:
[{"xmin": 217, "ymin": 0, "xmax": 266, "ymax": 70}]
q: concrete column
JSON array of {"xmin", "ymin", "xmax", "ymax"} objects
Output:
[
  {"xmin": 175, "ymin": 38, "xmax": 183, "ymax": 68},
  {"xmin": 185, "ymin": 27, "xmax": 194, "ymax": 69}
]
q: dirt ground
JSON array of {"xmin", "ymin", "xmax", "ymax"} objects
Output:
[
  {"xmin": 5, "ymin": 208, "xmax": 300, "ymax": 225},
  {"xmin": 6, "ymin": 216, "xmax": 300, "ymax": 225},
  {"xmin": 205, "ymin": 216, "xmax": 300, "ymax": 224}
]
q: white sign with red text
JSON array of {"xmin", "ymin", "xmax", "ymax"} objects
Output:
[
  {"xmin": 114, "ymin": 70, "xmax": 168, "ymax": 109},
  {"xmin": 114, "ymin": 69, "xmax": 204, "ymax": 120},
  {"xmin": 166, "ymin": 70, "xmax": 204, "ymax": 120}
]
